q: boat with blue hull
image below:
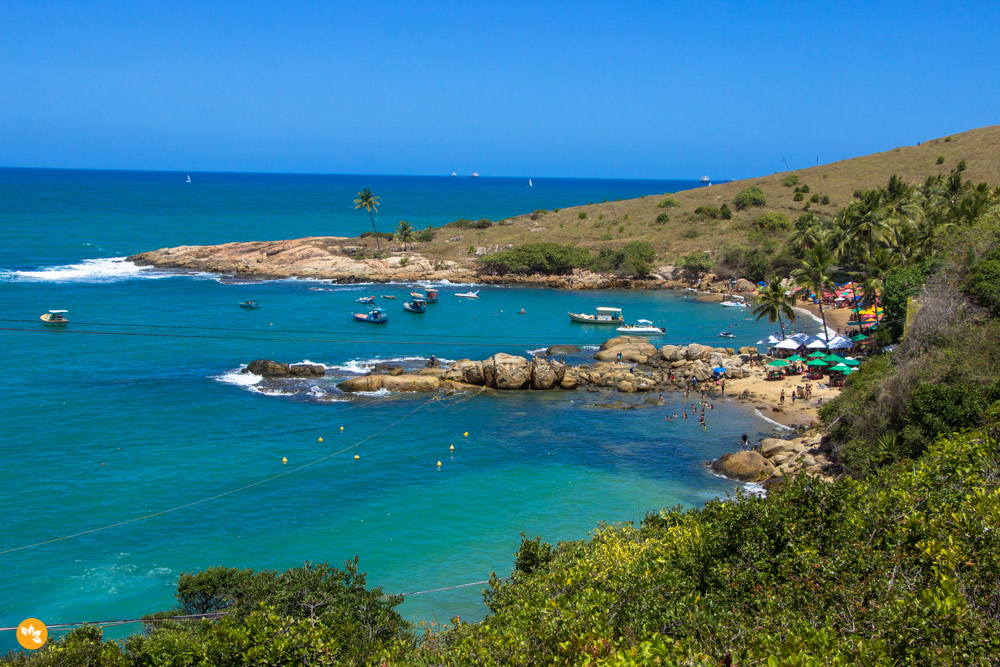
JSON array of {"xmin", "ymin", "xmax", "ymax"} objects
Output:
[
  {"xmin": 353, "ymin": 308, "xmax": 388, "ymax": 324},
  {"xmin": 403, "ymin": 299, "xmax": 426, "ymax": 313}
]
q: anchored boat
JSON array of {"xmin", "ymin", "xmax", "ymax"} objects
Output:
[
  {"xmin": 403, "ymin": 299, "xmax": 426, "ymax": 313},
  {"xmin": 40, "ymin": 309, "xmax": 69, "ymax": 326},
  {"xmin": 455, "ymin": 290, "xmax": 480, "ymax": 299},
  {"xmin": 568, "ymin": 306, "xmax": 623, "ymax": 325},
  {"xmin": 721, "ymin": 295, "xmax": 750, "ymax": 308},
  {"xmin": 356, "ymin": 295, "xmax": 376, "ymax": 305},
  {"xmin": 239, "ymin": 301, "xmax": 260, "ymax": 309},
  {"xmin": 353, "ymin": 308, "xmax": 388, "ymax": 324},
  {"xmin": 616, "ymin": 319, "xmax": 665, "ymax": 335}
]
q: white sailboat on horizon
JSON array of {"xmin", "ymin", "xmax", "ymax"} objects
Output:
[
  {"xmin": 528, "ymin": 178, "xmax": 533, "ymax": 188},
  {"xmin": 186, "ymin": 174, "xmax": 192, "ymax": 183}
]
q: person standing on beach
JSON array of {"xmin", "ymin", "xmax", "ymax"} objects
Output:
[
  {"xmin": 780, "ymin": 389, "xmax": 785, "ymax": 404},
  {"xmin": 741, "ymin": 432, "xmax": 749, "ymax": 449}
]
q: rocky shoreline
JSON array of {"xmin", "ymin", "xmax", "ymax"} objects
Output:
[{"xmin": 243, "ymin": 335, "xmax": 842, "ymax": 487}]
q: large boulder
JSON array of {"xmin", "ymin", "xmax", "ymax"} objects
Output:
[
  {"xmin": 546, "ymin": 344, "xmax": 580, "ymax": 357},
  {"xmin": 530, "ymin": 358, "xmax": 559, "ymax": 390},
  {"xmin": 594, "ymin": 337, "xmax": 657, "ymax": 364},
  {"xmin": 337, "ymin": 376, "xmax": 384, "ymax": 392},
  {"xmin": 691, "ymin": 361, "xmax": 714, "ymax": 382},
  {"xmin": 381, "ymin": 374, "xmax": 441, "ymax": 392},
  {"xmin": 760, "ymin": 438, "xmax": 795, "ymax": 458},
  {"xmin": 444, "ymin": 360, "xmax": 485, "ymax": 386},
  {"xmin": 685, "ymin": 343, "xmax": 711, "ymax": 361},
  {"xmin": 738, "ymin": 346, "xmax": 759, "ymax": 356},
  {"xmin": 710, "ymin": 451, "xmax": 775, "ymax": 482},
  {"xmin": 483, "ymin": 353, "xmax": 531, "ymax": 390},
  {"xmin": 659, "ymin": 344, "xmax": 679, "ymax": 361},
  {"xmin": 559, "ymin": 372, "xmax": 580, "ymax": 390}
]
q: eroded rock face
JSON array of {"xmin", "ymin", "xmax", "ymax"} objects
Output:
[
  {"xmin": 710, "ymin": 451, "xmax": 775, "ymax": 482},
  {"xmin": 245, "ymin": 359, "xmax": 325, "ymax": 377},
  {"xmin": 546, "ymin": 344, "xmax": 580, "ymax": 357},
  {"xmin": 337, "ymin": 375, "xmax": 384, "ymax": 392},
  {"xmin": 530, "ymin": 358, "xmax": 559, "ymax": 390},
  {"xmin": 483, "ymin": 353, "xmax": 531, "ymax": 390},
  {"xmin": 594, "ymin": 337, "xmax": 657, "ymax": 364},
  {"xmin": 381, "ymin": 375, "xmax": 440, "ymax": 392}
]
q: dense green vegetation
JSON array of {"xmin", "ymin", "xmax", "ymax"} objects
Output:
[
  {"xmin": 9, "ymin": 426, "xmax": 1000, "ymax": 665},
  {"xmin": 475, "ymin": 241, "xmax": 657, "ymax": 278}
]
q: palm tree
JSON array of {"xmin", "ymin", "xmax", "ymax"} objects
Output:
[
  {"xmin": 395, "ymin": 221, "xmax": 415, "ymax": 251},
  {"xmin": 752, "ymin": 277, "xmax": 797, "ymax": 338},
  {"xmin": 354, "ymin": 188, "xmax": 382, "ymax": 254},
  {"xmin": 791, "ymin": 245, "xmax": 835, "ymax": 337}
]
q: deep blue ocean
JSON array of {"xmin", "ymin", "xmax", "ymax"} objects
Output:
[{"xmin": 0, "ymin": 168, "xmax": 805, "ymax": 648}]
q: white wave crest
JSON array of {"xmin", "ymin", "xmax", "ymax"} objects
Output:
[
  {"xmin": 0, "ymin": 257, "xmax": 173, "ymax": 283},
  {"xmin": 526, "ymin": 347, "xmax": 548, "ymax": 356},
  {"xmin": 753, "ymin": 409, "xmax": 794, "ymax": 431},
  {"xmin": 216, "ymin": 369, "xmax": 263, "ymax": 387},
  {"xmin": 354, "ymin": 388, "xmax": 394, "ymax": 397}
]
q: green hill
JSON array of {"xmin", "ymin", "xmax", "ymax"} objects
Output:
[{"xmin": 418, "ymin": 125, "xmax": 1000, "ymax": 266}]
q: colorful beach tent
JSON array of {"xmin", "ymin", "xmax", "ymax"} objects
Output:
[
  {"xmin": 713, "ymin": 366, "xmax": 727, "ymax": 373},
  {"xmin": 767, "ymin": 359, "xmax": 790, "ymax": 367},
  {"xmin": 806, "ymin": 339, "xmax": 829, "ymax": 349},
  {"xmin": 775, "ymin": 339, "xmax": 801, "ymax": 350}
]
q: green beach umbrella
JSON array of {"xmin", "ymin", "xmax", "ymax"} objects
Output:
[
  {"xmin": 851, "ymin": 334, "xmax": 868, "ymax": 342},
  {"xmin": 824, "ymin": 354, "xmax": 847, "ymax": 365},
  {"xmin": 786, "ymin": 354, "xmax": 805, "ymax": 362},
  {"xmin": 831, "ymin": 363, "xmax": 850, "ymax": 372},
  {"xmin": 808, "ymin": 351, "xmax": 826, "ymax": 359},
  {"xmin": 807, "ymin": 359, "xmax": 829, "ymax": 367},
  {"xmin": 767, "ymin": 359, "xmax": 790, "ymax": 367},
  {"xmin": 842, "ymin": 358, "xmax": 860, "ymax": 367}
]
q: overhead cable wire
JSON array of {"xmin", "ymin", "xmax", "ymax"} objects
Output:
[{"xmin": 0, "ymin": 394, "xmax": 441, "ymax": 556}]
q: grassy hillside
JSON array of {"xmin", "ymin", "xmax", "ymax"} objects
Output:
[{"xmin": 417, "ymin": 125, "xmax": 1000, "ymax": 266}]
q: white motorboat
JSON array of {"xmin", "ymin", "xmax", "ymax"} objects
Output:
[
  {"xmin": 616, "ymin": 319, "xmax": 665, "ymax": 335},
  {"xmin": 455, "ymin": 290, "xmax": 480, "ymax": 299},
  {"xmin": 721, "ymin": 295, "xmax": 749, "ymax": 308}
]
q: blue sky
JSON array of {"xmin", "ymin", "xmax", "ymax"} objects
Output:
[{"xmin": 1, "ymin": 1, "xmax": 997, "ymax": 178}]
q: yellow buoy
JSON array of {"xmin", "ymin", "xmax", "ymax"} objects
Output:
[
  {"xmin": 282, "ymin": 457, "xmax": 288, "ymax": 464},
  {"xmin": 318, "ymin": 437, "xmax": 323, "ymax": 442},
  {"xmin": 449, "ymin": 444, "xmax": 455, "ymax": 451},
  {"xmin": 437, "ymin": 460, "xmax": 442, "ymax": 467},
  {"xmin": 354, "ymin": 454, "xmax": 360, "ymax": 460},
  {"xmin": 463, "ymin": 431, "xmax": 468, "ymax": 437},
  {"xmin": 340, "ymin": 426, "xmax": 344, "ymax": 431}
]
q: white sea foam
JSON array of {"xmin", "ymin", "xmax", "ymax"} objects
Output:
[
  {"xmin": 526, "ymin": 347, "xmax": 548, "ymax": 356},
  {"xmin": 354, "ymin": 388, "xmax": 393, "ymax": 397},
  {"xmin": 327, "ymin": 355, "xmax": 454, "ymax": 374},
  {"xmin": 753, "ymin": 409, "xmax": 794, "ymax": 431},
  {"xmin": 327, "ymin": 360, "xmax": 370, "ymax": 374},
  {"xmin": 216, "ymin": 369, "xmax": 263, "ymax": 387},
  {"xmin": 0, "ymin": 257, "xmax": 176, "ymax": 283}
]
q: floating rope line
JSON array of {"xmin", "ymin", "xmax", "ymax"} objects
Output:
[
  {"xmin": 0, "ymin": 395, "xmax": 440, "ymax": 556},
  {"xmin": 396, "ymin": 576, "xmax": 509, "ymax": 597}
]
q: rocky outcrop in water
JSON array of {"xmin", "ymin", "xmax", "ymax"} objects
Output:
[{"xmin": 244, "ymin": 359, "xmax": 325, "ymax": 377}]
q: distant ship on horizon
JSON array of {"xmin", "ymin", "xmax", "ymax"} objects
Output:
[
  {"xmin": 451, "ymin": 172, "xmax": 457, "ymax": 177},
  {"xmin": 471, "ymin": 172, "xmax": 479, "ymax": 178},
  {"xmin": 699, "ymin": 175, "xmax": 710, "ymax": 183}
]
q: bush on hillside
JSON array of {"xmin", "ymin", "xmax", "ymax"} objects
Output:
[
  {"xmin": 360, "ymin": 231, "xmax": 394, "ymax": 240},
  {"xmin": 655, "ymin": 213, "xmax": 669, "ymax": 224},
  {"xmin": 693, "ymin": 206, "xmax": 721, "ymax": 219},
  {"xmin": 451, "ymin": 218, "xmax": 493, "ymax": 229},
  {"xmin": 591, "ymin": 241, "xmax": 657, "ymax": 277},
  {"xmin": 475, "ymin": 243, "xmax": 591, "ymax": 276},
  {"xmin": 720, "ymin": 203, "xmax": 732, "ymax": 219},
  {"xmin": 415, "ymin": 228, "xmax": 435, "ymax": 242},
  {"xmin": 793, "ymin": 192, "xmax": 805, "ymax": 201},
  {"xmin": 782, "ymin": 174, "xmax": 800, "ymax": 187},
  {"xmin": 657, "ymin": 198, "xmax": 680, "ymax": 208},
  {"xmin": 964, "ymin": 250, "xmax": 1000, "ymax": 316},
  {"xmin": 732, "ymin": 186, "xmax": 767, "ymax": 210},
  {"xmin": 752, "ymin": 212, "xmax": 791, "ymax": 232}
]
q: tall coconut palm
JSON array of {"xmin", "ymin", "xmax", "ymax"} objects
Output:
[
  {"xmin": 752, "ymin": 277, "xmax": 797, "ymax": 338},
  {"xmin": 354, "ymin": 188, "xmax": 382, "ymax": 254},
  {"xmin": 791, "ymin": 245, "xmax": 835, "ymax": 338},
  {"xmin": 395, "ymin": 221, "xmax": 415, "ymax": 251}
]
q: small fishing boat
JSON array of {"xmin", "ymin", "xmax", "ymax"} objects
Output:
[
  {"xmin": 424, "ymin": 288, "xmax": 439, "ymax": 303},
  {"xmin": 410, "ymin": 290, "xmax": 425, "ymax": 300},
  {"xmin": 403, "ymin": 299, "xmax": 426, "ymax": 313},
  {"xmin": 239, "ymin": 301, "xmax": 260, "ymax": 309},
  {"xmin": 380, "ymin": 294, "xmax": 397, "ymax": 300},
  {"xmin": 719, "ymin": 331, "xmax": 736, "ymax": 338},
  {"xmin": 568, "ymin": 307, "xmax": 623, "ymax": 325},
  {"xmin": 616, "ymin": 319, "xmax": 665, "ymax": 335},
  {"xmin": 40, "ymin": 309, "xmax": 69, "ymax": 326},
  {"xmin": 353, "ymin": 308, "xmax": 388, "ymax": 324},
  {"xmin": 356, "ymin": 295, "xmax": 376, "ymax": 305},
  {"xmin": 455, "ymin": 290, "xmax": 480, "ymax": 299}
]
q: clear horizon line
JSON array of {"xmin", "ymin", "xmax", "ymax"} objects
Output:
[{"xmin": 0, "ymin": 164, "xmax": 726, "ymax": 183}]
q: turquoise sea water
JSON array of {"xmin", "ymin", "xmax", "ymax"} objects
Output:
[{"xmin": 0, "ymin": 169, "xmax": 803, "ymax": 648}]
